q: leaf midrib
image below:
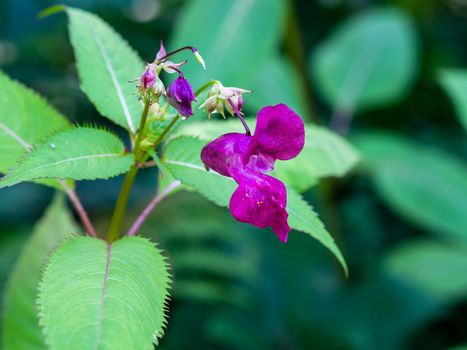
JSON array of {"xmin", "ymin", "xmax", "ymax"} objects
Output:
[
  {"xmin": 85, "ymin": 15, "xmax": 135, "ymax": 134},
  {"xmin": 0, "ymin": 121, "xmax": 31, "ymax": 150},
  {"xmin": 96, "ymin": 242, "xmax": 112, "ymax": 350},
  {"xmin": 5, "ymin": 153, "xmax": 125, "ymax": 180}
]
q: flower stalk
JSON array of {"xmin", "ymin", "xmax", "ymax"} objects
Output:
[{"xmin": 107, "ymin": 98, "xmax": 151, "ymax": 242}]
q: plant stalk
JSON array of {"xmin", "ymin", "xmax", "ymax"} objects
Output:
[
  {"xmin": 62, "ymin": 181, "xmax": 97, "ymax": 237},
  {"xmin": 127, "ymin": 180, "xmax": 181, "ymax": 236},
  {"xmin": 107, "ymin": 99, "xmax": 150, "ymax": 242},
  {"xmin": 106, "ymin": 81, "xmax": 218, "ymax": 242}
]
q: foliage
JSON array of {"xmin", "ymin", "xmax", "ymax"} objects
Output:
[
  {"xmin": 354, "ymin": 131, "xmax": 467, "ymax": 243},
  {"xmin": 66, "ymin": 7, "xmax": 144, "ymax": 133},
  {"xmin": 311, "ymin": 7, "xmax": 418, "ymax": 114},
  {"xmin": 0, "ymin": 127, "xmax": 134, "ymax": 188},
  {"xmin": 1, "ymin": 0, "xmax": 467, "ymax": 349},
  {"xmin": 163, "ymin": 136, "xmax": 348, "ymax": 274},
  {"xmin": 38, "ymin": 236, "xmax": 171, "ymax": 350},
  {"xmin": 2, "ymin": 195, "xmax": 77, "ymax": 350}
]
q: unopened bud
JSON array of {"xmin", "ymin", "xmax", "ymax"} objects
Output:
[
  {"xmin": 137, "ymin": 63, "xmax": 165, "ymax": 100},
  {"xmin": 138, "ymin": 64, "xmax": 157, "ymax": 92},
  {"xmin": 167, "ymin": 75, "xmax": 196, "ymax": 118},
  {"xmin": 192, "ymin": 49, "xmax": 206, "ymax": 70},
  {"xmin": 156, "ymin": 41, "xmax": 167, "ymax": 61}
]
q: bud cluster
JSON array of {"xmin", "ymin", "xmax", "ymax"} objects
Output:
[
  {"xmin": 135, "ymin": 41, "xmax": 252, "ymax": 137},
  {"xmin": 199, "ymin": 81, "xmax": 251, "ymax": 118}
]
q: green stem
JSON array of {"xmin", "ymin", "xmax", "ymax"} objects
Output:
[
  {"xmin": 153, "ymin": 114, "xmax": 180, "ymax": 149},
  {"xmin": 195, "ymin": 80, "xmax": 217, "ymax": 96},
  {"xmin": 107, "ymin": 165, "xmax": 139, "ymax": 242},
  {"xmin": 107, "ymin": 99, "xmax": 150, "ymax": 242},
  {"xmin": 106, "ymin": 81, "xmax": 217, "ymax": 242},
  {"xmin": 133, "ymin": 99, "xmax": 150, "ymax": 154}
]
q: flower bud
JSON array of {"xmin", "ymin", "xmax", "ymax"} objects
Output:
[
  {"xmin": 167, "ymin": 75, "xmax": 196, "ymax": 118},
  {"xmin": 199, "ymin": 81, "xmax": 251, "ymax": 118},
  {"xmin": 225, "ymin": 94, "xmax": 244, "ymax": 116},
  {"xmin": 156, "ymin": 41, "xmax": 167, "ymax": 61},
  {"xmin": 137, "ymin": 63, "xmax": 166, "ymax": 102},
  {"xmin": 138, "ymin": 64, "xmax": 157, "ymax": 92},
  {"xmin": 192, "ymin": 49, "xmax": 206, "ymax": 70}
]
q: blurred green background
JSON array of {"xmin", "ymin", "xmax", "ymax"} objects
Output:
[{"xmin": 1, "ymin": 0, "xmax": 467, "ymax": 349}]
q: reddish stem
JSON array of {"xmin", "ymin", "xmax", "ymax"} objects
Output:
[
  {"xmin": 127, "ymin": 181, "xmax": 181, "ymax": 236},
  {"xmin": 156, "ymin": 46, "xmax": 197, "ymax": 63},
  {"xmin": 227, "ymin": 98, "xmax": 251, "ymax": 136},
  {"xmin": 62, "ymin": 181, "xmax": 97, "ymax": 237}
]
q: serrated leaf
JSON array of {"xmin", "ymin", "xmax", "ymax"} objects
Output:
[
  {"xmin": 353, "ymin": 131, "xmax": 467, "ymax": 243},
  {"xmin": 385, "ymin": 240, "xmax": 467, "ymax": 300},
  {"xmin": 0, "ymin": 127, "xmax": 133, "ymax": 188},
  {"xmin": 38, "ymin": 236, "xmax": 171, "ymax": 350},
  {"xmin": 438, "ymin": 69, "xmax": 467, "ymax": 133},
  {"xmin": 169, "ymin": 0, "xmax": 286, "ymax": 88},
  {"xmin": 175, "ymin": 121, "xmax": 359, "ymax": 192},
  {"xmin": 0, "ymin": 71, "xmax": 71, "ymax": 190},
  {"xmin": 163, "ymin": 136, "xmax": 347, "ymax": 274},
  {"xmin": 3, "ymin": 194, "xmax": 78, "ymax": 350},
  {"xmin": 66, "ymin": 7, "xmax": 144, "ymax": 133},
  {"xmin": 311, "ymin": 7, "xmax": 418, "ymax": 113}
]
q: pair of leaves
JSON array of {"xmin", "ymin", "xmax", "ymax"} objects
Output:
[
  {"xmin": 0, "ymin": 6, "xmax": 147, "ymax": 188},
  {"xmin": 3, "ymin": 196, "xmax": 171, "ymax": 350},
  {"xmin": 175, "ymin": 119, "xmax": 359, "ymax": 193},
  {"xmin": 162, "ymin": 136, "xmax": 348, "ymax": 275},
  {"xmin": 311, "ymin": 7, "xmax": 418, "ymax": 114}
]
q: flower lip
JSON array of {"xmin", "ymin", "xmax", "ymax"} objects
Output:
[{"xmin": 200, "ymin": 104, "xmax": 305, "ymax": 242}]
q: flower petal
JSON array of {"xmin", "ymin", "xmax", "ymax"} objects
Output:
[
  {"xmin": 200, "ymin": 133, "xmax": 251, "ymax": 177},
  {"xmin": 229, "ymin": 172, "xmax": 290, "ymax": 242},
  {"xmin": 254, "ymin": 104, "xmax": 305, "ymax": 161},
  {"xmin": 167, "ymin": 76, "xmax": 196, "ymax": 118}
]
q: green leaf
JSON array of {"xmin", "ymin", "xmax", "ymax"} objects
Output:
[
  {"xmin": 0, "ymin": 71, "xmax": 71, "ymax": 190},
  {"xmin": 0, "ymin": 127, "xmax": 133, "ymax": 188},
  {"xmin": 175, "ymin": 121, "xmax": 359, "ymax": 192},
  {"xmin": 66, "ymin": 7, "xmax": 144, "ymax": 133},
  {"xmin": 385, "ymin": 240, "xmax": 467, "ymax": 300},
  {"xmin": 163, "ymin": 136, "xmax": 347, "ymax": 274},
  {"xmin": 38, "ymin": 236, "xmax": 171, "ymax": 350},
  {"xmin": 249, "ymin": 55, "xmax": 309, "ymax": 119},
  {"xmin": 438, "ymin": 69, "xmax": 467, "ymax": 133},
  {"xmin": 353, "ymin": 131, "xmax": 467, "ymax": 243},
  {"xmin": 169, "ymin": 0, "xmax": 286, "ymax": 88},
  {"xmin": 311, "ymin": 7, "xmax": 418, "ymax": 113},
  {"xmin": 3, "ymin": 194, "xmax": 78, "ymax": 350}
]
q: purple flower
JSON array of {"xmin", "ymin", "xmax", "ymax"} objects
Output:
[
  {"xmin": 167, "ymin": 75, "xmax": 196, "ymax": 118},
  {"xmin": 138, "ymin": 64, "xmax": 157, "ymax": 92},
  {"xmin": 201, "ymin": 104, "xmax": 305, "ymax": 242}
]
